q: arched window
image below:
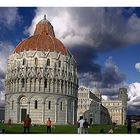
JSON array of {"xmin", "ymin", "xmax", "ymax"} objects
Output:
[
  {"xmin": 35, "ymin": 58, "xmax": 38, "ymax": 65},
  {"xmin": 48, "ymin": 101, "xmax": 51, "ymax": 110},
  {"xmin": 47, "ymin": 59, "xmax": 50, "ymax": 66},
  {"xmin": 58, "ymin": 60, "xmax": 61, "ymax": 67},
  {"xmin": 61, "ymin": 81, "xmax": 63, "ymax": 93},
  {"xmin": 60, "ymin": 102, "xmax": 63, "ymax": 110},
  {"xmin": 23, "ymin": 58, "xmax": 26, "ymax": 65},
  {"xmin": 21, "ymin": 78, "xmax": 25, "ymax": 88},
  {"xmin": 44, "ymin": 79, "xmax": 47, "ymax": 88},
  {"xmin": 35, "ymin": 100, "xmax": 38, "ymax": 109}
]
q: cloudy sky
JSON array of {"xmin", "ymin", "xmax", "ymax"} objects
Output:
[{"xmin": 0, "ymin": 7, "xmax": 140, "ymax": 115}]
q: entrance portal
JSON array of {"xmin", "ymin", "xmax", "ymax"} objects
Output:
[{"xmin": 21, "ymin": 108, "xmax": 27, "ymax": 122}]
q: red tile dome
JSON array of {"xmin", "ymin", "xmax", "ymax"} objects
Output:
[{"xmin": 14, "ymin": 15, "xmax": 67, "ymax": 55}]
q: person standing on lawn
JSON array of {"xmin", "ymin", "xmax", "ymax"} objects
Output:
[
  {"xmin": 83, "ymin": 119, "xmax": 89, "ymax": 134},
  {"xmin": 126, "ymin": 118, "xmax": 132, "ymax": 134},
  {"xmin": 23, "ymin": 114, "xmax": 31, "ymax": 133},
  {"xmin": 78, "ymin": 116, "xmax": 85, "ymax": 134},
  {"xmin": 46, "ymin": 117, "xmax": 52, "ymax": 133},
  {"xmin": 135, "ymin": 119, "xmax": 140, "ymax": 134}
]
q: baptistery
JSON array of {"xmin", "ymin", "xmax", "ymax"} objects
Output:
[{"xmin": 5, "ymin": 15, "xmax": 78, "ymax": 124}]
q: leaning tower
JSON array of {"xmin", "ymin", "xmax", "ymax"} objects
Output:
[
  {"xmin": 118, "ymin": 88, "xmax": 128, "ymax": 125},
  {"xmin": 5, "ymin": 15, "xmax": 78, "ymax": 124}
]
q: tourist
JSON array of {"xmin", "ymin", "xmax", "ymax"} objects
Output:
[
  {"xmin": 23, "ymin": 114, "xmax": 31, "ymax": 133},
  {"xmin": 46, "ymin": 117, "xmax": 52, "ymax": 133},
  {"xmin": 126, "ymin": 118, "xmax": 132, "ymax": 134},
  {"xmin": 8, "ymin": 118, "xmax": 12, "ymax": 127},
  {"xmin": 89, "ymin": 118, "xmax": 93, "ymax": 128},
  {"xmin": 83, "ymin": 119, "xmax": 89, "ymax": 134},
  {"xmin": 108, "ymin": 128, "xmax": 113, "ymax": 134},
  {"xmin": 135, "ymin": 119, "xmax": 140, "ymax": 134},
  {"xmin": 78, "ymin": 116, "xmax": 85, "ymax": 134},
  {"xmin": 77, "ymin": 119, "xmax": 80, "ymax": 134}
]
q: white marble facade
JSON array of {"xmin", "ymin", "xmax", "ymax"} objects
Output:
[
  {"xmin": 77, "ymin": 86, "xmax": 128, "ymax": 125},
  {"xmin": 5, "ymin": 17, "xmax": 78, "ymax": 125}
]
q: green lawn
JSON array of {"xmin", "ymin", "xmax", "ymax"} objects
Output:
[{"xmin": 0, "ymin": 123, "xmax": 137, "ymax": 134}]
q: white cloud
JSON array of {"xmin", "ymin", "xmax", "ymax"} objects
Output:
[
  {"xmin": 0, "ymin": 41, "xmax": 14, "ymax": 104},
  {"xmin": 102, "ymin": 95, "xmax": 109, "ymax": 100},
  {"xmin": 25, "ymin": 8, "xmax": 91, "ymax": 48},
  {"xmin": 0, "ymin": 41, "xmax": 14, "ymax": 76},
  {"xmin": 127, "ymin": 82, "xmax": 140, "ymax": 106},
  {"xmin": 25, "ymin": 8, "xmax": 140, "ymax": 50},
  {"xmin": 0, "ymin": 91, "xmax": 5, "ymax": 102},
  {"xmin": 135, "ymin": 63, "xmax": 140, "ymax": 72}
]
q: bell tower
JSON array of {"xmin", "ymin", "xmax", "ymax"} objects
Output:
[{"xmin": 118, "ymin": 88, "xmax": 128, "ymax": 125}]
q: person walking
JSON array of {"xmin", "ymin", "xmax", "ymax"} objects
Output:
[
  {"xmin": 46, "ymin": 117, "xmax": 52, "ymax": 133},
  {"xmin": 23, "ymin": 114, "xmax": 31, "ymax": 133},
  {"xmin": 126, "ymin": 118, "xmax": 132, "ymax": 134},
  {"xmin": 135, "ymin": 119, "xmax": 140, "ymax": 134},
  {"xmin": 78, "ymin": 116, "xmax": 85, "ymax": 134},
  {"xmin": 83, "ymin": 119, "xmax": 89, "ymax": 134}
]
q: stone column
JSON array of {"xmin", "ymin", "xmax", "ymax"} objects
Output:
[
  {"xmin": 30, "ymin": 78, "xmax": 35, "ymax": 92},
  {"xmin": 12, "ymin": 81, "xmax": 13, "ymax": 93},
  {"xmin": 63, "ymin": 81, "xmax": 65, "ymax": 94},
  {"xmin": 42, "ymin": 102, "xmax": 45, "ymax": 123},
  {"xmin": 57, "ymin": 80, "xmax": 59, "ymax": 93},
  {"xmin": 65, "ymin": 102, "xmax": 68, "ymax": 124},
  {"xmin": 72, "ymin": 101, "xmax": 75, "ymax": 124},
  {"xmin": 15, "ymin": 80, "xmax": 17, "ymax": 93},
  {"xmin": 71, "ymin": 83, "xmax": 73, "ymax": 96},
  {"xmin": 67, "ymin": 82, "xmax": 68, "ymax": 95},
  {"xmin": 48, "ymin": 80, "xmax": 51, "ymax": 92},
  {"xmin": 59, "ymin": 80, "xmax": 62, "ymax": 94},
  {"xmin": 27, "ymin": 102, "xmax": 30, "ymax": 114},
  {"xmin": 65, "ymin": 82, "xmax": 67, "ymax": 95},
  {"xmin": 55, "ymin": 79, "xmax": 57, "ymax": 93},
  {"xmin": 55, "ymin": 102, "xmax": 58, "ymax": 123},
  {"xmin": 46, "ymin": 79, "xmax": 49, "ymax": 93},
  {"xmin": 20, "ymin": 79, "xmax": 22, "ymax": 92},
  {"xmin": 16, "ymin": 101, "xmax": 20, "ymax": 123},
  {"xmin": 35, "ymin": 79, "xmax": 39, "ymax": 92},
  {"xmin": 13, "ymin": 80, "xmax": 15, "ymax": 93},
  {"xmin": 40, "ymin": 78, "xmax": 44, "ymax": 92},
  {"xmin": 39, "ymin": 79, "xmax": 41, "ymax": 92},
  {"xmin": 17, "ymin": 79, "xmax": 19, "ymax": 92},
  {"xmin": 50, "ymin": 79, "xmax": 53, "ymax": 93},
  {"xmin": 26, "ymin": 78, "xmax": 29, "ymax": 92}
]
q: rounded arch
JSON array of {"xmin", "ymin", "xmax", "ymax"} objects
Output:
[{"xmin": 17, "ymin": 95, "xmax": 28, "ymax": 103}]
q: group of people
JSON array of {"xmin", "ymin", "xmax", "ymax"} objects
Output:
[
  {"xmin": 4, "ymin": 115, "xmax": 140, "ymax": 134},
  {"xmin": 125, "ymin": 118, "xmax": 140, "ymax": 134},
  {"xmin": 77, "ymin": 116, "xmax": 90, "ymax": 134},
  {"xmin": 23, "ymin": 114, "xmax": 52, "ymax": 133}
]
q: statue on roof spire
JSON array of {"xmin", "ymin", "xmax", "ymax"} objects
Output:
[{"xmin": 44, "ymin": 14, "xmax": 46, "ymax": 20}]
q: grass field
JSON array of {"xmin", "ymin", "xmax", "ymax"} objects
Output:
[{"xmin": 0, "ymin": 123, "xmax": 137, "ymax": 134}]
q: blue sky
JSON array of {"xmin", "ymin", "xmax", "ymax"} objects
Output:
[
  {"xmin": 0, "ymin": 7, "xmax": 140, "ymax": 115},
  {"xmin": 97, "ymin": 44, "xmax": 140, "ymax": 84}
]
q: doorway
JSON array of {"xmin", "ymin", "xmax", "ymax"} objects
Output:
[{"xmin": 21, "ymin": 108, "xmax": 27, "ymax": 122}]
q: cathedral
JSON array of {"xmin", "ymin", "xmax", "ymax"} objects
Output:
[
  {"xmin": 77, "ymin": 86, "xmax": 128, "ymax": 125},
  {"xmin": 5, "ymin": 15, "xmax": 78, "ymax": 124}
]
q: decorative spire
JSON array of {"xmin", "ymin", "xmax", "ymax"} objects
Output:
[{"xmin": 44, "ymin": 14, "xmax": 46, "ymax": 20}]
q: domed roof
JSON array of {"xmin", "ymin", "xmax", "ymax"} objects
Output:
[{"xmin": 14, "ymin": 15, "xmax": 67, "ymax": 55}]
